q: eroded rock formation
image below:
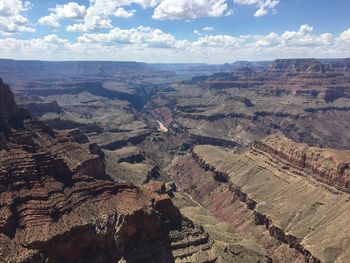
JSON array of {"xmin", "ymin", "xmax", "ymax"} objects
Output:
[
  {"xmin": 167, "ymin": 138, "xmax": 350, "ymax": 263},
  {"xmin": 0, "ymin": 78, "xmax": 29, "ymax": 135},
  {"xmin": 254, "ymin": 134, "xmax": 350, "ymax": 191},
  {"xmin": 0, "ymin": 82, "xmax": 184, "ymax": 263},
  {"xmin": 0, "ymin": 79, "xmax": 249, "ymax": 263},
  {"xmin": 0, "ymin": 80, "xmax": 184, "ymax": 263},
  {"xmin": 147, "ymin": 58, "xmax": 350, "ymax": 150}
]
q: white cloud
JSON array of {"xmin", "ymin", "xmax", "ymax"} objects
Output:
[
  {"xmin": 152, "ymin": 0, "xmax": 232, "ymax": 20},
  {"xmin": 38, "ymin": 14, "xmax": 60, "ymax": 28},
  {"xmin": 67, "ymin": 0, "xmax": 160, "ymax": 32},
  {"xmin": 114, "ymin": 7, "xmax": 136, "ymax": 17},
  {"xmin": 278, "ymin": 24, "xmax": 334, "ymax": 47},
  {"xmin": 193, "ymin": 30, "xmax": 201, "ymax": 36},
  {"xmin": 69, "ymin": 0, "xmax": 231, "ymax": 32},
  {"xmin": 67, "ymin": 16, "xmax": 112, "ymax": 32},
  {"xmin": 52, "ymin": 2, "xmax": 86, "ymax": 19},
  {"xmin": 193, "ymin": 34, "xmax": 247, "ymax": 50},
  {"xmin": 234, "ymin": 0, "xmax": 280, "ymax": 17},
  {"xmin": 203, "ymin": 26, "xmax": 214, "ymax": 31},
  {"xmin": 39, "ymin": 2, "xmax": 87, "ymax": 28},
  {"xmin": 46, "ymin": 0, "xmax": 280, "ymax": 32},
  {"xmin": 254, "ymin": 32, "xmax": 279, "ymax": 47},
  {"xmin": 0, "ymin": 0, "xmax": 34, "ymax": 35},
  {"xmin": 0, "ymin": 34, "xmax": 71, "ymax": 60},
  {"xmin": 340, "ymin": 28, "xmax": 350, "ymax": 41},
  {"xmin": 77, "ymin": 26, "xmax": 178, "ymax": 48},
  {"xmin": 1, "ymin": 24, "xmax": 349, "ymax": 63}
]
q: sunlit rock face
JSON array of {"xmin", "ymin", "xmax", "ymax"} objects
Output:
[{"xmin": 0, "ymin": 80, "xmax": 184, "ymax": 263}]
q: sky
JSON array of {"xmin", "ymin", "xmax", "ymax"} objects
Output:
[{"xmin": 0, "ymin": 0, "xmax": 349, "ymax": 63}]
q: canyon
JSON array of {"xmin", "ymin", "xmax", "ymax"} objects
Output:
[
  {"xmin": 0, "ymin": 78, "xmax": 270, "ymax": 262},
  {"xmin": 167, "ymin": 137, "xmax": 350, "ymax": 263},
  {"xmin": 0, "ymin": 58, "xmax": 350, "ymax": 262}
]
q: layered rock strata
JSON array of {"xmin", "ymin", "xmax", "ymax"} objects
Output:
[
  {"xmin": 253, "ymin": 134, "xmax": 350, "ymax": 191},
  {"xmin": 167, "ymin": 136, "xmax": 350, "ymax": 263},
  {"xmin": 0, "ymin": 79, "xmax": 250, "ymax": 263},
  {"xmin": 0, "ymin": 80, "xmax": 183, "ymax": 263},
  {"xmin": 148, "ymin": 58, "xmax": 350, "ymax": 150},
  {"xmin": 0, "ymin": 124, "xmax": 183, "ymax": 263}
]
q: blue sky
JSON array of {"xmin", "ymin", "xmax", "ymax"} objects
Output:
[{"xmin": 0, "ymin": 0, "xmax": 350, "ymax": 63}]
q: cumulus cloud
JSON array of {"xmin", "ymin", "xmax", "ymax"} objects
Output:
[
  {"xmin": 152, "ymin": 0, "xmax": 232, "ymax": 20},
  {"xmin": 234, "ymin": 0, "xmax": 280, "ymax": 17},
  {"xmin": 114, "ymin": 7, "xmax": 136, "ymax": 17},
  {"xmin": 77, "ymin": 26, "xmax": 179, "ymax": 48},
  {"xmin": 0, "ymin": 34, "xmax": 71, "ymax": 60},
  {"xmin": 67, "ymin": 0, "xmax": 160, "ymax": 32},
  {"xmin": 278, "ymin": 24, "xmax": 334, "ymax": 47},
  {"xmin": 41, "ymin": 0, "xmax": 282, "ymax": 32},
  {"xmin": 66, "ymin": 0, "xmax": 234, "ymax": 31},
  {"xmin": 0, "ymin": 0, "xmax": 34, "ymax": 35},
  {"xmin": 194, "ymin": 34, "xmax": 242, "ymax": 47},
  {"xmin": 1, "ymin": 24, "xmax": 349, "ymax": 63},
  {"xmin": 39, "ymin": 2, "xmax": 87, "ymax": 28},
  {"xmin": 339, "ymin": 28, "xmax": 350, "ymax": 41}
]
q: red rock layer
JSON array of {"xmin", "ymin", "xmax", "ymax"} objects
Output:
[
  {"xmin": 0, "ymin": 80, "xmax": 182, "ymax": 263},
  {"xmin": 254, "ymin": 134, "xmax": 350, "ymax": 191},
  {"xmin": 0, "ymin": 130, "xmax": 184, "ymax": 262}
]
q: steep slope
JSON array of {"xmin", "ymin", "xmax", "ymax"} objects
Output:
[
  {"xmin": 167, "ymin": 136, "xmax": 350, "ymax": 263},
  {"xmin": 0, "ymin": 78, "xmax": 29, "ymax": 134},
  {"xmin": 254, "ymin": 134, "xmax": 350, "ymax": 191},
  {"xmin": 0, "ymin": 80, "xmax": 183, "ymax": 263},
  {"xmin": 0, "ymin": 79, "xmax": 271, "ymax": 263}
]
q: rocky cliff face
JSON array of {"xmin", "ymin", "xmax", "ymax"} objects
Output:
[
  {"xmin": 147, "ymin": 58, "xmax": 350, "ymax": 151},
  {"xmin": 0, "ymin": 78, "xmax": 29, "ymax": 134},
  {"xmin": 268, "ymin": 58, "xmax": 350, "ymax": 74},
  {"xmin": 168, "ymin": 142, "xmax": 350, "ymax": 263},
  {"xmin": 254, "ymin": 134, "xmax": 350, "ymax": 191},
  {"xmin": 268, "ymin": 59, "xmax": 323, "ymax": 74},
  {"xmin": 0, "ymin": 79, "xmax": 242, "ymax": 263},
  {"xmin": 167, "ymin": 151, "xmax": 305, "ymax": 263},
  {"xmin": 0, "ymin": 80, "xmax": 186, "ymax": 263}
]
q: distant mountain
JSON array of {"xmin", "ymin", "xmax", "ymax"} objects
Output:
[
  {"xmin": 0, "ymin": 59, "xmax": 171, "ymax": 84},
  {"xmin": 267, "ymin": 58, "xmax": 350, "ymax": 74}
]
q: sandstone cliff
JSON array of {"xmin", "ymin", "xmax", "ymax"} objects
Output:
[
  {"xmin": 167, "ymin": 141, "xmax": 350, "ymax": 263},
  {"xmin": 254, "ymin": 134, "xmax": 350, "ymax": 191},
  {"xmin": 0, "ymin": 80, "xmax": 183, "ymax": 263},
  {"xmin": 0, "ymin": 79, "xmax": 236, "ymax": 263}
]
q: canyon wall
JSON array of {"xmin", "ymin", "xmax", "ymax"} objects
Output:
[
  {"xmin": 0, "ymin": 78, "xmax": 29, "ymax": 134},
  {"xmin": 254, "ymin": 134, "xmax": 350, "ymax": 191},
  {"xmin": 167, "ymin": 136, "xmax": 350, "ymax": 263},
  {"xmin": 0, "ymin": 80, "xmax": 215, "ymax": 263}
]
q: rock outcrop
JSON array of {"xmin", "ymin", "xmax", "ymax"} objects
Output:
[
  {"xmin": 167, "ymin": 141, "xmax": 350, "ymax": 263},
  {"xmin": 0, "ymin": 80, "xmax": 186, "ymax": 263},
  {"xmin": 0, "ymin": 78, "xmax": 244, "ymax": 263},
  {"xmin": 167, "ymin": 151, "xmax": 304, "ymax": 263},
  {"xmin": 20, "ymin": 101, "xmax": 63, "ymax": 117},
  {"xmin": 268, "ymin": 59, "xmax": 324, "ymax": 74},
  {"xmin": 254, "ymin": 134, "xmax": 350, "ymax": 191},
  {"xmin": 148, "ymin": 58, "xmax": 350, "ymax": 150},
  {"xmin": 0, "ymin": 78, "xmax": 29, "ymax": 135}
]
